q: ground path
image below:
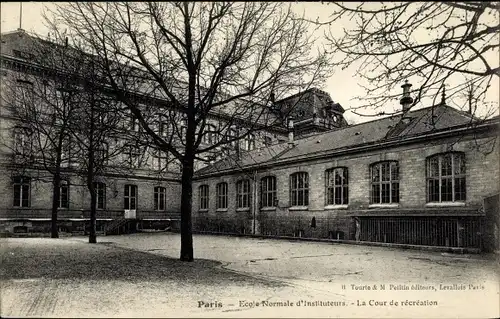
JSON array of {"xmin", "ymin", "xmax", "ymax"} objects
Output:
[{"xmin": 1, "ymin": 233, "xmax": 498, "ymax": 317}]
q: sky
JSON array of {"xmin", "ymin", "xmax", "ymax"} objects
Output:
[{"xmin": 1, "ymin": 2, "xmax": 498, "ymax": 124}]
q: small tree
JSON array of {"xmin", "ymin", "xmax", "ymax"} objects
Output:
[
  {"xmin": 53, "ymin": 40, "xmax": 128, "ymax": 244},
  {"xmin": 49, "ymin": 2, "xmax": 332, "ymax": 260}
]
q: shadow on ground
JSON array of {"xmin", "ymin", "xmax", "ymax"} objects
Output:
[{"xmin": 1, "ymin": 239, "xmax": 283, "ymax": 289}]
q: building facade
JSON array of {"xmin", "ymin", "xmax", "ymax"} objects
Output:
[
  {"xmin": 0, "ymin": 30, "xmax": 346, "ymax": 234},
  {"xmin": 193, "ymin": 98, "xmax": 500, "ymax": 252}
]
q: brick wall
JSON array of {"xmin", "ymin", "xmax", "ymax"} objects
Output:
[
  {"xmin": 193, "ymin": 133, "xmax": 499, "ymax": 237},
  {"xmin": 0, "ymin": 167, "xmax": 182, "ymax": 220}
]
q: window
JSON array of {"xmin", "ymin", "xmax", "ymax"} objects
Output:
[
  {"xmin": 93, "ymin": 182, "xmax": 106, "ymax": 209},
  {"xmin": 263, "ymin": 136, "xmax": 272, "ymax": 147},
  {"xmin": 227, "ymin": 127, "xmax": 238, "ymax": 148},
  {"xmin": 16, "ymin": 79, "xmax": 34, "ymax": 104},
  {"xmin": 216, "ymin": 182, "xmax": 228, "ymax": 209},
  {"xmin": 290, "ymin": 172, "xmax": 309, "ymax": 207},
  {"xmin": 241, "ymin": 133, "xmax": 255, "ymax": 151},
  {"xmin": 97, "ymin": 111, "xmax": 109, "ymax": 127},
  {"xmin": 326, "ymin": 167, "xmax": 348, "ymax": 205},
  {"xmin": 96, "ymin": 142, "xmax": 109, "ymax": 165},
  {"xmin": 124, "ymin": 184, "xmax": 137, "ymax": 209},
  {"xmin": 55, "ymin": 86, "xmax": 76, "ymax": 113},
  {"xmin": 13, "ymin": 127, "xmax": 32, "ymax": 155},
  {"xmin": 61, "ymin": 137, "xmax": 72, "ymax": 167},
  {"xmin": 59, "ymin": 182, "xmax": 69, "ymax": 208},
  {"xmin": 130, "ymin": 114, "xmax": 140, "ymax": 132},
  {"xmin": 152, "ymin": 150, "xmax": 169, "ymax": 171},
  {"xmin": 158, "ymin": 115, "xmax": 169, "ymax": 137},
  {"xmin": 371, "ymin": 161, "xmax": 399, "ymax": 204},
  {"xmin": 180, "ymin": 119, "xmax": 187, "ymax": 138},
  {"xmin": 127, "ymin": 144, "xmax": 142, "ymax": 167},
  {"xmin": 236, "ymin": 179, "xmax": 251, "ymax": 208},
  {"xmin": 154, "ymin": 186, "xmax": 166, "ymax": 211},
  {"xmin": 260, "ymin": 176, "xmax": 277, "ymax": 208},
  {"xmin": 203, "ymin": 124, "xmax": 217, "ymax": 145},
  {"xmin": 427, "ymin": 152, "xmax": 466, "ymax": 202},
  {"xmin": 199, "ymin": 185, "xmax": 209, "ymax": 210},
  {"xmin": 13, "ymin": 176, "xmax": 30, "ymax": 207}
]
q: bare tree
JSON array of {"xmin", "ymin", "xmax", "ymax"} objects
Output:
[
  {"xmin": 47, "ymin": 2, "xmax": 332, "ymax": 261},
  {"xmin": 313, "ymin": 2, "xmax": 499, "ymax": 117},
  {"xmin": 49, "ymin": 36, "xmax": 130, "ymax": 244},
  {"xmin": 1, "ymin": 33, "xmax": 85, "ymax": 238},
  {"xmin": 2, "ymin": 30, "xmax": 129, "ymax": 243}
]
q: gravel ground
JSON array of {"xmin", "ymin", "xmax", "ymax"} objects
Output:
[{"xmin": 1, "ymin": 233, "xmax": 499, "ymax": 318}]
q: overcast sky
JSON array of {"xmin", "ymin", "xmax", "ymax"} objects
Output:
[{"xmin": 2, "ymin": 2, "xmax": 498, "ymax": 124}]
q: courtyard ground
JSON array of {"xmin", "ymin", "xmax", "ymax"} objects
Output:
[{"xmin": 1, "ymin": 232, "xmax": 499, "ymax": 318}]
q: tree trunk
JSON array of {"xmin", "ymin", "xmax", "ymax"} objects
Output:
[
  {"xmin": 88, "ymin": 91, "xmax": 97, "ymax": 244},
  {"xmin": 89, "ymin": 182, "xmax": 97, "ymax": 243},
  {"xmin": 180, "ymin": 156, "xmax": 194, "ymax": 261},
  {"xmin": 51, "ymin": 170, "xmax": 60, "ymax": 238},
  {"xmin": 87, "ymin": 149, "xmax": 97, "ymax": 244}
]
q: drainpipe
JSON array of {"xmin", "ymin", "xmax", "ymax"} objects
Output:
[
  {"xmin": 288, "ymin": 117, "xmax": 294, "ymax": 147},
  {"xmin": 252, "ymin": 170, "xmax": 257, "ymax": 235}
]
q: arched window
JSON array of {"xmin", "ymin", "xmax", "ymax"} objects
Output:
[
  {"xmin": 427, "ymin": 152, "xmax": 465, "ymax": 202},
  {"xmin": 326, "ymin": 167, "xmax": 348, "ymax": 205},
  {"xmin": 199, "ymin": 185, "xmax": 209, "ymax": 210},
  {"xmin": 260, "ymin": 176, "xmax": 277, "ymax": 208},
  {"xmin": 236, "ymin": 179, "xmax": 251, "ymax": 208},
  {"xmin": 216, "ymin": 182, "xmax": 228, "ymax": 209},
  {"xmin": 241, "ymin": 133, "xmax": 256, "ymax": 151},
  {"xmin": 370, "ymin": 161, "xmax": 399, "ymax": 204},
  {"xmin": 290, "ymin": 172, "xmax": 309, "ymax": 207}
]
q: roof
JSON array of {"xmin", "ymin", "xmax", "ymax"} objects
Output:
[{"xmin": 195, "ymin": 104, "xmax": 489, "ymax": 176}]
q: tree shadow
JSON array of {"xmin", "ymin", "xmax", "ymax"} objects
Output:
[{"xmin": 1, "ymin": 240, "xmax": 284, "ymax": 289}]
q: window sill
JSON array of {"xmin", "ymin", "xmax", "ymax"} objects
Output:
[
  {"xmin": 369, "ymin": 203, "xmax": 400, "ymax": 209},
  {"xmin": 198, "ymin": 209, "xmax": 209, "ymax": 213},
  {"xmin": 216, "ymin": 208, "xmax": 228, "ymax": 212},
  {"xmin": 260, "ymin": 207, "xmax": 276, "ymax": 211},
  {"xmin": 236, "ymin": 207, "xmax": 250, "ymax": 212},
  {"xmin": 425, "ymin": 202, "xmax": 466, "ymax": 207},
  {"xmin": 289, "ymin": 206, "xmax": 309, "ymax": 211},
  {"xmin": 324, "ymin": 204, "xmax": 348, "ymax": 210}
]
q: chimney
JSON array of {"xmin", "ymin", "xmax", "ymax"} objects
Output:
[
  {"xmin": 400, "ymin": 80, "xmax": 413, "ymax": 112},
  {"xmin": 288, "ymin": 117, "xmax": 294, "ymax": 146},
  {"xmin": 440, "ymin": 84, "xmax": 447, "ymax": 106}
]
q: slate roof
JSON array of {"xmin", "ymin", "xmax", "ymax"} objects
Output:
[{"xmin": 195, "ymin": 104, "xmax": 486, "ymax": 176}]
